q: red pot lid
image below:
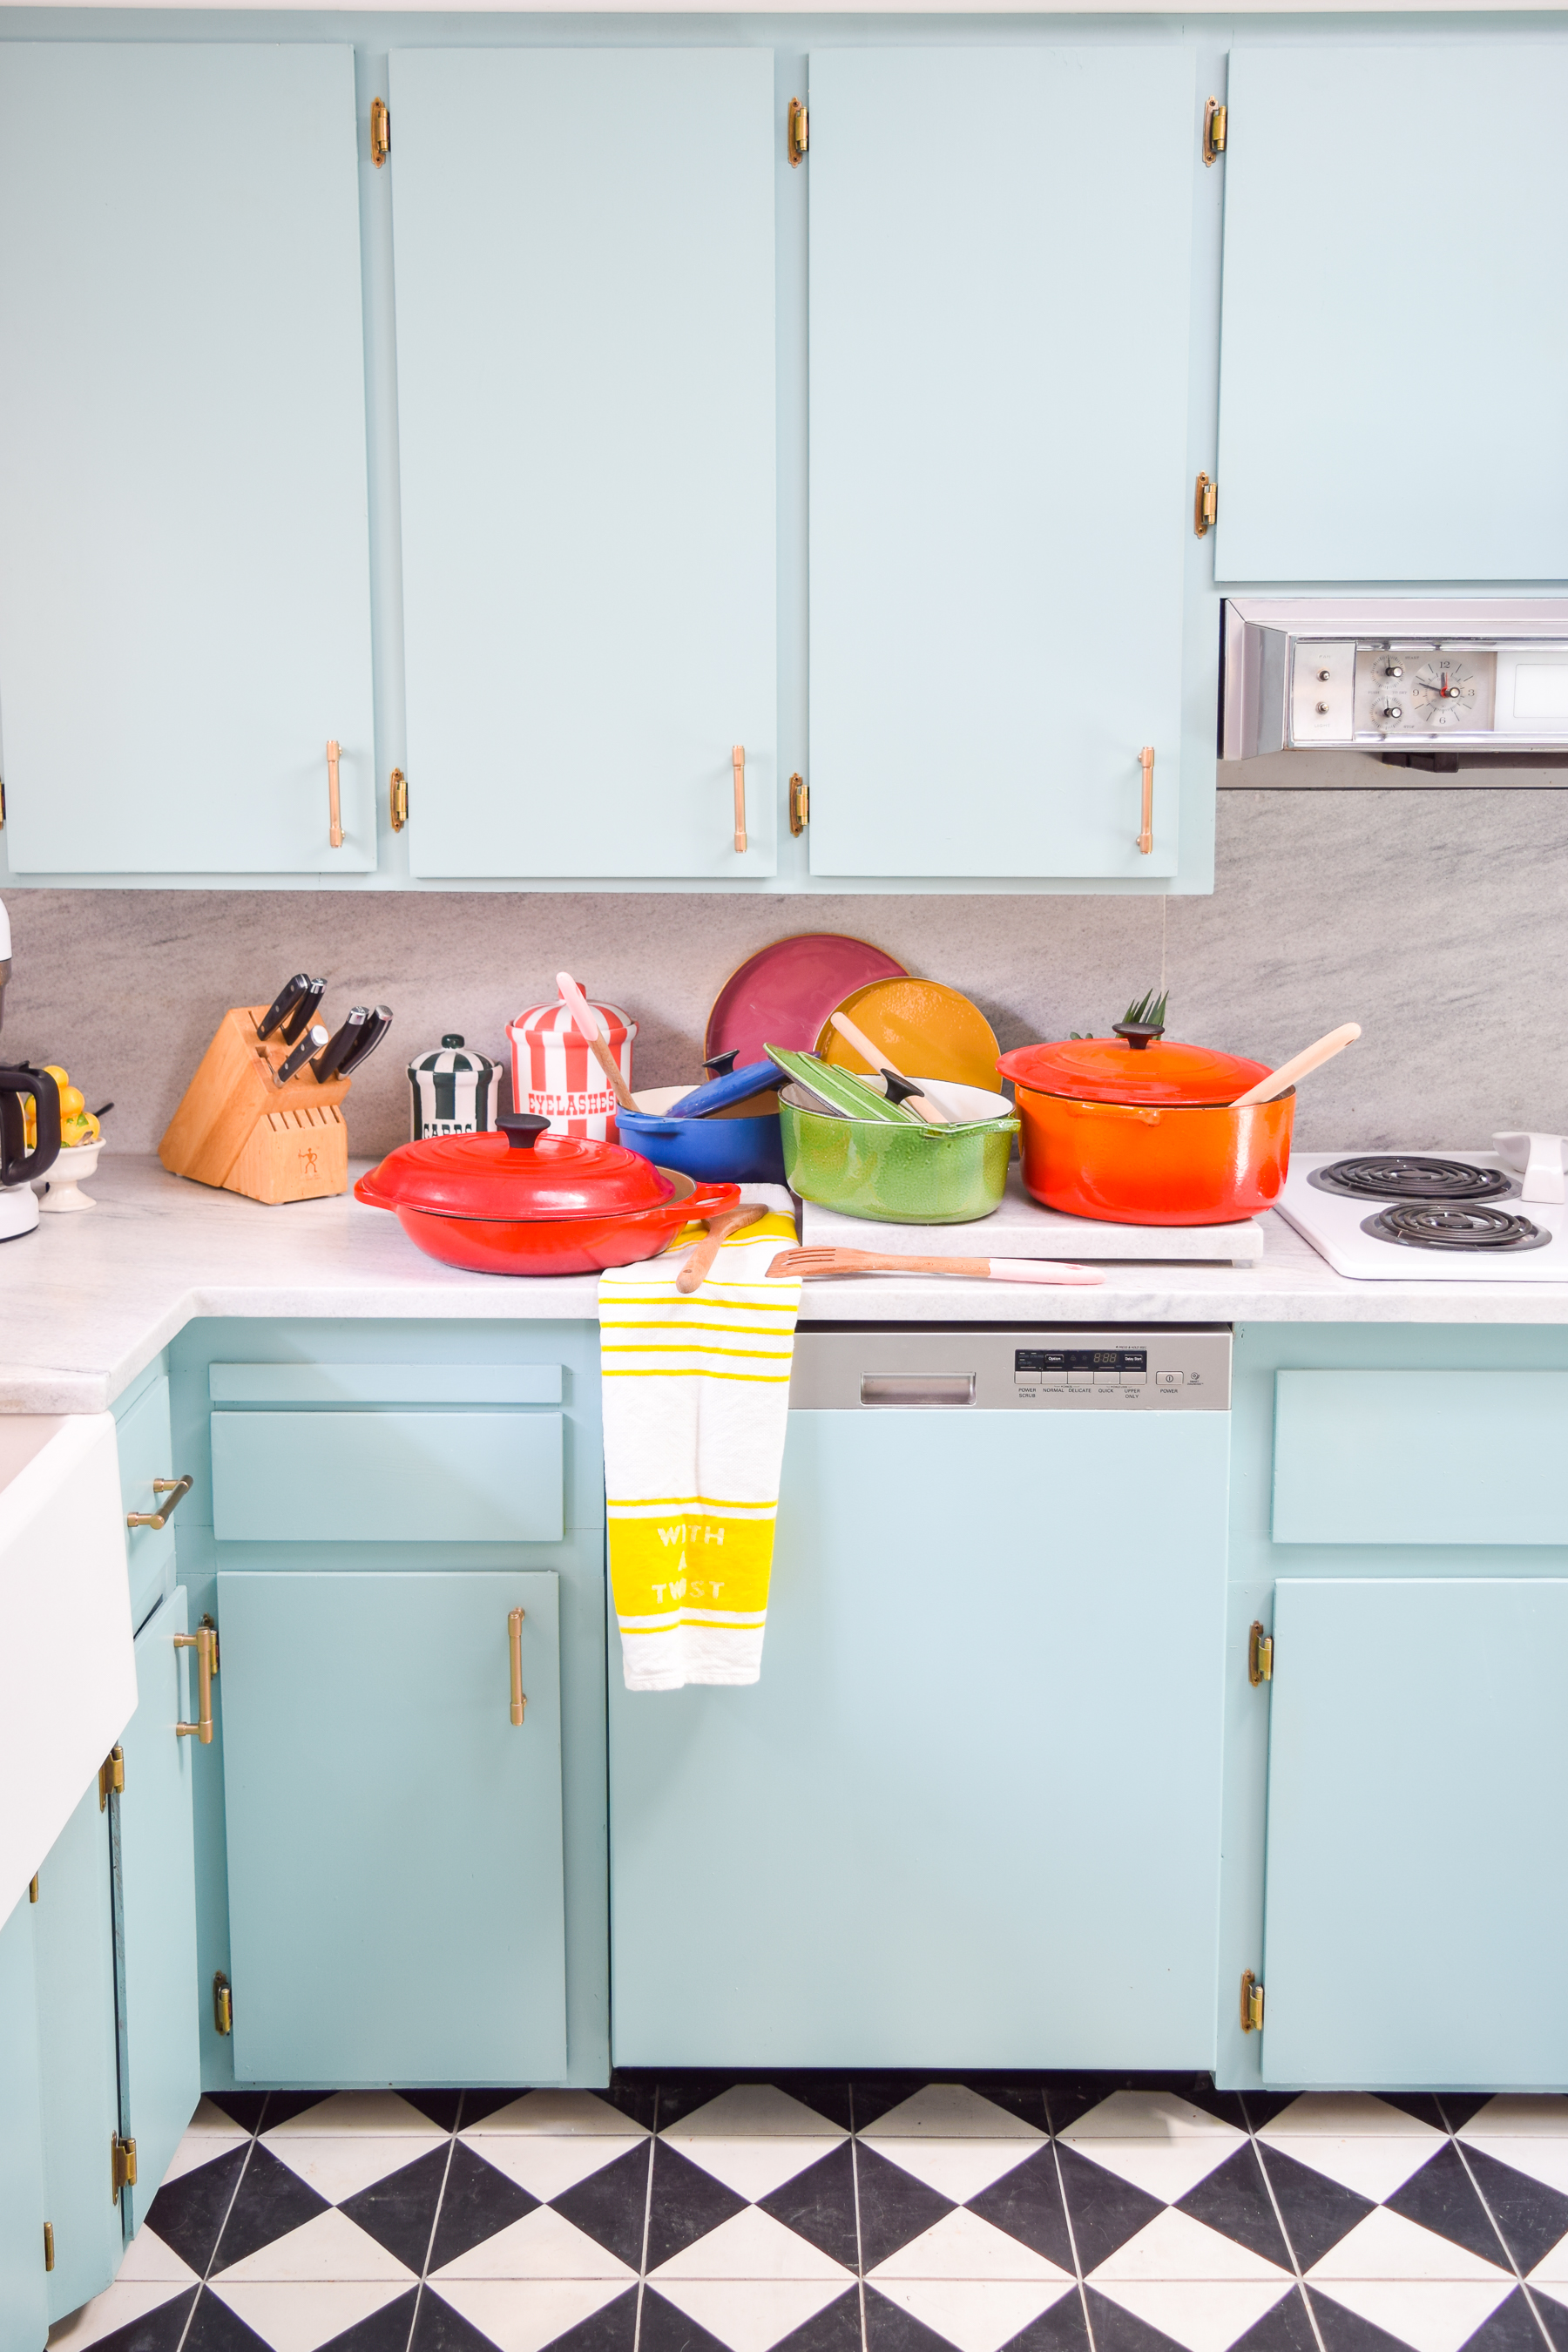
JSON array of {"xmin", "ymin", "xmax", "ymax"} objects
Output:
[
  {"xmin": 357, "ymin": 1114, "xmax": 676, "ymax": 1220},
  {"xmin": 997, "ymin": 1033, "xmax": 1272, "ymax": 1107}
]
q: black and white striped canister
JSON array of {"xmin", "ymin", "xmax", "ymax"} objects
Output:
[{"xmin": 408, "ymin": 1035, "xmax": 499, "ymax": 1139}]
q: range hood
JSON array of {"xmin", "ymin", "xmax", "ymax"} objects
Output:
[{"xmin": 1221, "ymin": 598, "xmax": 1568, "ymax": 770}]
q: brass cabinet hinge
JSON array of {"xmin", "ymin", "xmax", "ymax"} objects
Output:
[
  {"xmin": 1203, "ymin": 97, "xmax": 1227, "ymax": 166},
  {"xmin": 111, "ymin": 2136, "xmax": 138, "ymax": 2203},
  {"xmin": 213, "ymin": 1970, "xmax": 233, "ymax": 2037},
  {"xmin": 370, "ymin": 96, "xmax": 390, "ymax": 167},
  {"xmin": 787, "ymin": 97, "xmax": 808, "ymax": 166},
  {"xmin": 1240, "ymin": 1970, "xmax": 1265, "ymax": 2032},
  {"xmin": 389, "ymin": 767, "xmax": 409, "ymax": 832},
  {"xmin": 788, "ymin": 772, "xmax": 809, "ymax": 835},
  {"xmin": 43, "ymin": 2222, "xmax": 54, "ymax": 2272},
  {"xmin": 0, "ymin": 774, "xmax": 6, "ymax": 828},
  {"xmin": 1247, "ymin": 1621, "xmax": 1273, "ymax": 1686},
  {"xmin": 98, "ymin": 1745, "xmax": 125, "ymax": 1810},
  {"xmin": 1194, "ymin": 472, "xmax": 1218, "ymax": 537},
  {"xmin": 28, "ymin": 1873, "xmax": 38, "ymax": 1903}
]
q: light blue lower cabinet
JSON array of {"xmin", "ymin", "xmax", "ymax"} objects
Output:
[
  {"xmin": 609, "ymin": 1406, "xmax": 1231, "ymax": 2068},
  {"xmin": 0, "ymin": 1896, "xmax": 48, "ymax": 2352},
  {"xmin": 1260, "ymin": 1578, "xmax": 1568, "ymax": 2088},
  {"xmin": 118, "ymin": 1587, "xmax": 201, "ymax": 2239},
  {"xmin": 218, "ymin": 1570, "xmax": 566, "ymax": 2085},
  {"xmin": 34, "ymin": 1783, "xmax": 122, "ymax": 2326}
]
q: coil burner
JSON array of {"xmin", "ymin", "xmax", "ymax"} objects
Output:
[
  {"xmin": 1310, "ymin": 1155, "xmax": 1515, "ymax": 1203},
  {"xmin": 1362, "ymin": 1203, "xmax": 1550, "ymax": 1253}
]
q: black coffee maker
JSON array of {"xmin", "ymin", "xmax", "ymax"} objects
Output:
[{"xmin": 0, "ymin": 900, "xmax": 62, "ymax": 1239}]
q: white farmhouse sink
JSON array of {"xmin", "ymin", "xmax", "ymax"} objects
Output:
[{"xmin": 0, "ymin": 1414, "xmax": 135, "ymax": 1926}]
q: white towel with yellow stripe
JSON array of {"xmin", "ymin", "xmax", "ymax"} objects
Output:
[{"xmin": 599, "ymin": 1203, "xmax": 801, "ymax": 1691}]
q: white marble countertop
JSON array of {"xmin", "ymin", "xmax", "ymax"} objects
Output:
[{"xmin": 3, "ymin": 1154, "xmax": 1566, "ymax": 1413}]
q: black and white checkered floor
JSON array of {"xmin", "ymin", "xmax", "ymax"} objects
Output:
[{"xmin": 47, "ymin": 2079, "xmax": 1568, "ymax": 2352}]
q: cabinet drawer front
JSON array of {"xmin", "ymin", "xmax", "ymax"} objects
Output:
[
  {"xmin": 211, "ymin": 1410, "xmax": 563, "ymax": 1544},
  {"xmin": 219, "ymin": 1570, "xmax": 566, "ymax": 2083},
  {"xmin": 1274, "ymin": 1370, "xmax": 1568, "ymax": 1545},
  {"xmin": 209, "ymin": 1363, "xmax": 562, "ymax": 1406}
]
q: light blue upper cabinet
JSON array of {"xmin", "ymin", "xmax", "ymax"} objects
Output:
[
  {"xmin": 1214, "ymin": 44, "xmax": 1568, "ymax": 583},
  {"xmin": 0, "ymin": 44, "xmax": 375, "ymax": 874},
  {"xmin": 807, "ymin": 47, "xmax": 1195, "ymax": 879},
  {"xmin": 390, "ymin": 49, "xmax": 777, "ymax": 880}
]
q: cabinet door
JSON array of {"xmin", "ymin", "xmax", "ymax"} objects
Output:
[
  {"xmin": 34, "ymin": 1784, "xmax": 122, "ymax": 2326},
  {"xmin": 390, "ymin": 48, "xmax": 776, "ymax": 880},
  {"xmin": 610, "ymin": 1406, "xmax": 1229, "ymax": 2067},
  {"xmin": 0, "ymin": 1897, "xmax": 48, "ymax": 2352},
  {"xmin": 218, "ymin": 1571, "xmax": 566, "ymax": 2083},
  {"xmin": 118, "ymin": 1589, "xmax": 200, "ymax": 2240},
  {"xmin": 1261, "ymin": 1579, "xmax": 1568, "ymax": 2087},
  {"xmin": 1214, "ymin": 45, "xmax": 1568, "ymax": 582},
  {"xmin": 807, "ymin": 48, "xmax": 1195, "ymax": 878},
  {"xmin": 0, "ymin": 44, "xmax": 374, "ymax": 875},
  {"xmin": 117, "ymin": 1376, "xmax": 182, "ymax": 1632}
]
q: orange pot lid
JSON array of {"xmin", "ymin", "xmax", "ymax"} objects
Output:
[{"xmin": 997, "ymin": 1032, "xmax": 1272, "ymax": 1107}]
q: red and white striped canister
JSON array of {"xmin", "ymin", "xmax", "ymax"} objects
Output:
[{"xmin": 508, "ymin": 992, "xmax": 637, "ymax": 1140}]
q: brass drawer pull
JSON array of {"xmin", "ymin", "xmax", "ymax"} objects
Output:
[
  {"xmin": 509, "ymin": 1605, "xmax": 526, "ymax": 1727},
  {"xmin": 175, "ymin": 1625, "xmax": 218, "ymax": 1743},
  {"xmin": 732, "ymin": 746, "xmax": 747, "ymax": 855},
  {"xmin": 126, "ymin": 1473, "xmax": 193, "ymax": 1531},
  {"xmin": 1136, "ymin": 747, "xmax": 1154, "ymax": 856},
  {"xmin": 327, "ymin": 739, "xmax": 344, "ymax": 849}
]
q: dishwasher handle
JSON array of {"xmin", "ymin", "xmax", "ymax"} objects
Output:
[{"xmin": 859, "ymin": 1373, "xmax": 976, "ymax": 1409}]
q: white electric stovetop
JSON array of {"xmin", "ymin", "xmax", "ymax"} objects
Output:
[{"xmin": 1276, "ymin": 1150, "xmax": 1568, "ymax": 1281}]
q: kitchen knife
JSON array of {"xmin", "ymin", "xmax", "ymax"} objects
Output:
[
  {"xmin": 313, "ymin": 1006, "xmax": 368, "ymax": 1083},
  {"xmin": 276, "ymin": 1022, "xmax": 329, "ymax": 1085},
  {"xmin": 336, "ymin": 1005, "xmax": 392, "ymax": 1078},
  {"xmin": 279, "ymin": 978, "xmax": 326, "ymax": 1046},
  {"xmin": 256, "ymin": 973, "xmax": 310, "ymax": 1041}
]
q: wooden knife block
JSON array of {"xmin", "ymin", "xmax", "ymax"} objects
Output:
[{"xmin": 159, "ymin": 1004, "xmax": 353, "ymax": 1205}]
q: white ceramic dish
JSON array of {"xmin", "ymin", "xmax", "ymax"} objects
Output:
[{"xmin": 36, "ymin": 1135, "xmax": 105, "ymax": 1212}]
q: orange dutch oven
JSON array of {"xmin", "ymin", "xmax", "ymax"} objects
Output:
[{"xmin": 996, "ymin": 1023, "xmax": 1291, "ymax": 1227}]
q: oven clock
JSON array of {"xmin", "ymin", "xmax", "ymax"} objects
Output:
[{"xmin": 1409, "ymin": 659, "xmax": 1479, "ymax": 727}]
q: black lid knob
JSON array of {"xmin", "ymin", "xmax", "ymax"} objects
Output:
[
  {"xmin": 498, "ymin": 1112, "xmax": 551, "ymax": 1151},
  {"xmin": 1112, "ymin": 1022, "xmax": 1163, "ymax": 1052},
  {"xmin": 703, "ymin": 1048, "xmax": 740, "ymax": 1078},
  {"xmin": 443, "ymin": 1034, "xmax": 464, "ymax": 1048},
  {"xmin": 881, "ymin": 1071, "xmax": 923, "ymax": 1104}
]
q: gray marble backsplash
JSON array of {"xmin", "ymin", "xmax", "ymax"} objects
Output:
[{"xmin": 5, "ymin": 788, "xmax": 1565, "ymax": 1165}]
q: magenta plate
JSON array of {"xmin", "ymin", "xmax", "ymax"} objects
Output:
[{"xmin": 705, "ymin": 934, "xmax": 908, "ymax": 1072}]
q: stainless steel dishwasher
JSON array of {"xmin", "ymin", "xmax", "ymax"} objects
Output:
[{"xmin": 607, "ymin": 1324, "xmax": 1233, "ymax": 2070}]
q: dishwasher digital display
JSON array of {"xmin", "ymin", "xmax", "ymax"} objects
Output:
[{"xmin": 1015, "ymin": 1349, "xmax": 1148, "ymax": 1374}]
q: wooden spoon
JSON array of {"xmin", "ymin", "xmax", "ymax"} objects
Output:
[
  {"xmin": 676, "ymin": 1203, "xmax": 766, "ymax": 1293},
  {"xmin": 828, "ymin": 1010, "xmax": 957, "ymax": 1125},
  {"xmin": 1229, "ymin": 1023, "xmax": 1362, "ymax": 1110},
  {"xmin": 556, "ymin": 971, "xmax": 638, "ymax": 1113},
  {"xmin": 767, "ymin": 1246, "xmax": 1103, "ymax": 1286}
]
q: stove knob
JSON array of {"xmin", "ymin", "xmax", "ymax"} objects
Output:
[
  {"xmin": 1317, "ymin": 667, "xmax": 1332, "ymax": 682},
  {"xmin": 1380, "ymin": 661, "xmax": 1404, "ymax": 679},
  {"xmin": 1379, "ymin": 702, "xmax": 1402, "ymax": 721},
  {"xmin": 1315, "ymin": 700, "xmax": 1329, "ymax": 714}
]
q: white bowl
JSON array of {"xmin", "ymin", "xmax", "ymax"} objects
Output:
[{"xmin": 36, "ymin": 1136, "xmax": 105, "ymax": 1213}]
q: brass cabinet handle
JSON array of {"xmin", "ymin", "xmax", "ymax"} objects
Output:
[
  {"xmin": 509, "ymin": 1605, "xmax": 526, "ymax": 1727},
  {"xmin": 1136, "ymin": 746, "xmax": 1154, "ymax": 856},
  {"xmin": 127, "ymin": 1473, "xmax": 193, "ymax": 1531},
  {"xmin": 327, "ymin": 739, "xmax": 344, "ymax": 849},
  {"xmin": 175, "ymin": 1625, "xmax": 218, "ymax": 1743},
  {"xmin": 732, "ymin": 746, "xmax": 747, "ymax": 854}
]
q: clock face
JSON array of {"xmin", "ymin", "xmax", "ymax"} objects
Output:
[{"xmin": 1410, "ymin": 658, "xmax": 1479, "ymax": 727}]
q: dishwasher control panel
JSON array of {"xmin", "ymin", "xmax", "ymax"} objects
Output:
[{"xmin": 789, "ymin": 1328, "xmax": 1231, "ymax": 1410}]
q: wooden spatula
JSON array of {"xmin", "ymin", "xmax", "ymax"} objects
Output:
[
  {"xmin": 1229, "ymin": 1023, "xmax": 1362, "ymax": 1109},
  {"xmin": 767, "ymin": 1246, "xmax": 1103, "ymax": 1285},
  {"xmin": 828, "ymin": 1010, "xmax": 956, "ymax": 1125},
  {"xmin": 557, "ymin": 971, "xmax": 639, "ymax": 1113},
  {"xmin": 677, "ymin": 1203, "xmax": 767, "ymax": 1292}
]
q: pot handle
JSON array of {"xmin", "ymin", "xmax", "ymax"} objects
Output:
[
  {"xmin": 681, "ymin": 1181, "xmax": 744, "ymax": 1224},
  {"xmin": 1067, "ymin": 1100, "xmax": 1162, "ymax": 1125}
]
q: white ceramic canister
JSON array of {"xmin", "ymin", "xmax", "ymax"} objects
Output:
[
  {"xmin": 408, "ymin": 1035, "xmax": 500, "ymax": 1139},
  {"xmin": 508, "ymin": 992, "xmax": 636, "ymax": 1140}
]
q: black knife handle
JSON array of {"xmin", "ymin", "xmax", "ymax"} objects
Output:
[
  {"xmin": 337, "ymin": 1004, "xmax": 392, "ymax": 1078},
  {"xmin": 280, "ymin": 979, "xmax": 327, "ymax": 1047},
  {"xmin": 313, "ymin": 1007, "xmax": 368, "ymax": 1084},
  {"xmin": 256, "ymin": 974, "xmax": 310, "ymax": 1041},
  {"xmin": 277, "ymin": 1024, "xmax": 329, "ymax": 1085}
]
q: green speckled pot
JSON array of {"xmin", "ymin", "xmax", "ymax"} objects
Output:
[{"xmin": 779, "ymin": 1082, "xmax": 1019, "ymax": 1225}]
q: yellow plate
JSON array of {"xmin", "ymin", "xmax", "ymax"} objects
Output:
[{"xmin": 815, "ymin": 978, "xmax": 1001, "ymax": 1092}]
